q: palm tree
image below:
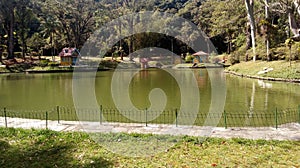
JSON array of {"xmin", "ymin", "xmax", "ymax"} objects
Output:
[{"xmin": 39, "ymin": 16, "xmax": 60, "ymax": 61}]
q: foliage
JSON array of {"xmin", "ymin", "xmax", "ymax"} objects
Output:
[
  {"xmin": 285, "ymin": 38, "xmax": 295, "ymax": 48},
  {"xmin": 26, "ymin": 32, "xmax": 45, "ymax": 53},
  {"xmin": 32, "ymin": 0, "xmax": 105, "ymax": 49},
  {"xmin": 196, "ymin": 0, "xmax": 247, "ymax": 53},
  {"xmin": 185, "ymin": 53, "xmax": 194, "ymax": 63},
  {"xmin": 99, "ymin": 60, "xmax": 118, "ymax": 69},
  {"xmin": 228, "ymin": 51, "xmax": 241, "ymax": 65},
  {"xmin": 37, "ymin": 59, "xmax": 49, "ymax": 67},
  {"xmin": 0, "ymin": 0, "xmax": 299, "ymax": 58}
]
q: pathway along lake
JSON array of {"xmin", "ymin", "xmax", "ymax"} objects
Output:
[{"xmin": 0, "ymin": 69, "xmax": 299, "ymax": 126}]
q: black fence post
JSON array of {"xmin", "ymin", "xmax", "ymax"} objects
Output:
[
  {"xmin": 275, "ymin": 108, "xmax": 278, "ymax": 129},
  {"xmin": 57, "ymin": 106, "xmax": 60, "ymax": 124},
  {"xmin": 46, "ymin": 111, "xmax": 48, "ymax": 129},
  {"xmin": 4, "ymin": 107, "xmax": 7, "ymax": 128},
  {"xmin": 100, "ymin": 105, "xmax": 103, "ymax": 125},
  {"xmin": 298, "ymin": 105, "xmax": 300, "ymax": 124},
  {"xmin": 145, "ymin": 108, "xmax": 148, "ymax": 127},
  {"xmin": 175, "ymin": 109, "xmax": 178, "ymax": 127},
  {"xmin": 224, "ymin": 110, "xmax": 227, "ymax": 129}
]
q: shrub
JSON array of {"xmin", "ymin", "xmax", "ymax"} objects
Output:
[
  {"xmin": 14, "ymin": 52, "xmax": 23, "ymax": 58},
  {"xmin": 185, "ymin": 53, "xmax": 194, "ymax": 63},
  {"xmin": 228, "ymin": 51, "xmax": 242, "ymax": 64},
  {"xmin": 38, "ymin": 59, "xmax": 50, "ymax": 67},
  {"xmin": 99, "ymin": 60, "xmax": 118, "ymax": 69},
  {"xmin": 48, "ymin": 62, "xmax": 60, "ymax": 67}
]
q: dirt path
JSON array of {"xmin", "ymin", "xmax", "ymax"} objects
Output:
[{"xmin": 1, "ymin": 117, "xmax": 299, "ymax": 141}]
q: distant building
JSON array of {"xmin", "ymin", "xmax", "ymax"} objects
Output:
[{"xmin": 59, "ymin": 48, "xmax": 80, "ymax": 66}]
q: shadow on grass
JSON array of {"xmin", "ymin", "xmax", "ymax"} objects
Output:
[{"xmin": 0, "ymin": 128, "xmax": 113, "ymax": 168}]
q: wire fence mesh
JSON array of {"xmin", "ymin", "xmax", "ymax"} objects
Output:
[{"xmin": 0, "ymin": 106, "xmax": 299, "ymax": 129}]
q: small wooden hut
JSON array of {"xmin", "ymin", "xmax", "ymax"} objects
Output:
[
  {"xmin": 192, "ymin": 51, "xmax": 209, "ymax": 63},
  {"xmin": 59, "ymin": 48, "xmax": 80, "ymax": 66}
]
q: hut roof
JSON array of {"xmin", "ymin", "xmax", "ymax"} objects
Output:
[
  {"xmin": 192, "ymin": 51, "xmax": 209, "ymax": 56},
  {"xmin": 59, "ymin": 48, "xmax": 79, "ymax": 57}
]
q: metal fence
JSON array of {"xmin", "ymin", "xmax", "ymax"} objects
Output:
[{"xmin": 0, "ymin": 106, "xmax": 299, "ymax": 129}]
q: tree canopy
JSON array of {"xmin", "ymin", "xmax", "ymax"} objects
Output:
[{"xmin": 0, "ymin": 0, "xmax": 299, "ymax": 60}]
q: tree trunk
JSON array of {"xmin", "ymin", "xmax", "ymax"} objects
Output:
[
  {"xmin": 245, "ymin": 0, "xmax": 256, "ymax": 61},
  {"xmin": 246, "ymin": 23, "xmax": 252, "ymax": 50},
  {"xmin": 119, "ymin": 23, "xmax": 123, "ymax": 60},
  {"xmin": 8, "ymin": 8, "xmax": 14, "ymax": 59},
  {"xmin": 294, "ymin": 0, "xmax": 300, "ymax": 15},
  {"xmin": 22, "ymin": 35, "xmax": 26, "ymax": 60},
  {"xmin": 289, "ymin": 45, "xmax": 292, "ymax": 67},
  {"xmin": 0, "ymin": 46, "xmax": 2, "ymax": 63},
  {"xmin": 265, "ymin": 0, "xmax": 271, "ymax": 61},
  {"xmin": 246, "ymin": 81, "xmax": 255, "ymax": 126},
  {"xmin": 51, "ymin": 31, "xmax": 54, "ymax": 62}
]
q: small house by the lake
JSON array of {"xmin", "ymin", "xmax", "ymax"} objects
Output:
[
  {"xmin": 59, "ymin": 48, "xmax": 80, "ymax": 66},
  {"xmin": 192, "ymin": 51, "xmax": 209, "ymax": 63}
]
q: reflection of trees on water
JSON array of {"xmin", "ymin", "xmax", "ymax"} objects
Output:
[
  {"xmin": 225, "ymin": 74, "xmax": 300, "ymax": 113},
  {"xmin": 246, "ymin": 81, "xmax": 255, "ymax": 126},
  {"xmin": 193, "ymin": 69, "xmax": 208, "ymax": 88}
]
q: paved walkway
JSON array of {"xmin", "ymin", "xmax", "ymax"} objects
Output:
[{"xmin": 1, "ymin": 117, "xmax": 300, "ymax": 141}]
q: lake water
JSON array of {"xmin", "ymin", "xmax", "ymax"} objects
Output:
[{"xmin": 0, "ymin": 69, "xmax": 299, "ymax": 113}]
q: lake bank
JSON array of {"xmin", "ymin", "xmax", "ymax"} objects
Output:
[
  {"xmin": 1, "ymin": 117, "xmax": 300, "ymax": 141},
  {"xmin": 0, "ymin": 59, "xmax": 118, "ymax": 73},
  {"xmin": 225, "ymin": 60, "xmax": 300, "ymax": 82}
]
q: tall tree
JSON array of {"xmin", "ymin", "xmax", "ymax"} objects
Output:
[
  {"xmin": 197, "ymin": 0, "xmax": 247, "ymax": 54},
  {"xmin": 39, "ymin": 15, "xmax": 61, "ymax": 61},
  {"xmin": 15, "ymin": 0, "xmax": 34, "ymax": 59},
  {"xmin": 0, "ymin": 0, "xmax": 16, "ymax": 59},
  {"xmin": 245, "ymin": 0, "xmax": 257, "ymax": 61},
  {"xmin": 34, "ymin": 0, "xmax": 104, "ymax": 49},
  {"xmin": 265, "ymin": 0, "xmax": 271, "ymax": 61}
]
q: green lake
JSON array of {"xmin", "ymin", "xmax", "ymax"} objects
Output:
[{"xmin": 0, "ymin": 69, "xmax": 299, "ymax": 126}]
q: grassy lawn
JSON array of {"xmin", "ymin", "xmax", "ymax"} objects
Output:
[
  {"xmin": 0, "ymin": 127, "xmax": 299, "ymax": 167},
  {"xmin": 226, "ymin": 60, "xmax": 300, "ymax": 79}
]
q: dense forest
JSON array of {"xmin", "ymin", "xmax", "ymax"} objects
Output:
[{"xmin": 1, "ymin": 0, "xmax": 300, "ymax": 62}]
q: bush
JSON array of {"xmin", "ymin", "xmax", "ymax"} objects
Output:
[
  {"xmin": 228, "ymin": 51, "xmax": 242, "ymax": 64},
  {"xmin": 38, "ymin": 59, "xmax": 50, "ymax": 67},
  {"xmin": 99, "ymin": 60, "xmax": 118, "ymax": 69},
  {"xmin": 14, "ymin": 52, "xmax": 23, "ymax": 58},
  {"xmin": 48, "ymin": 62, "xmax": 60, "ymax": 67},
  {"xmin": 185, "ymin": 53, "xmax": 194, "ymax": 63}
]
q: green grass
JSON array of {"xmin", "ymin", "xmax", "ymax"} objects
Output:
[
  {"xmin": 227, "ymin": 60, "xmax": 300, "ymax": 79},
  {"xmin": 0, "ymin": 127, "xmax": 299, "ymax": 167}
]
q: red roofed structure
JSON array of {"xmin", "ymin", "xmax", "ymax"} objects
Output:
[{"xmin": 59, "ymin": 48, "xmax": 80, "ymax": 66}]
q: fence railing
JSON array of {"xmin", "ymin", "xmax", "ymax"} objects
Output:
[{"xmin": 0, "ymin": 106, "xmax": 299, "ymax": 129}]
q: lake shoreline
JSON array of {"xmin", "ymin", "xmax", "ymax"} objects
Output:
[
  {"xmin": 225, "ymin": 60, "xmax": 300, "ymax": 83},
  {"xmin": 224, "ymin": 70, "xmax": 300, "ymax": 83},
  {"xmin": 1, "ymin": 117, "xmax": 299, "ymax": 141}
]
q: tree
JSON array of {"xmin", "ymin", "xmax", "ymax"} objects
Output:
[
  {"xmin": 285, "ymin": 38, "xmax": 294, "ymax": 66},
  {"xmin": 0, "ymin": 0, "xmax": 16, "ymax": 59},
  {"xmin": 15, "ymin": 0, "xmax": 35, "ymax": 59},
  {"xmin": 34, "ymin": 0, "xmax": 104, "ymax": 49},
  {"xmin": 265, "ymin": 0, "xmax": 271, "ymax": 61},
  {"xmin": 39, "ymin": 15, "xmax": 61, "ymax": 61},
  {"xmin": 245, "ymin": 0, "xmax": 257, "ymax": 61},
  {"xmin": 26, "ymin": 32, "xmax": 46, "ymax": 59},
  {"xmin": 196, "ymin": 0, "xmax": 247, "ymax": 54}
]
